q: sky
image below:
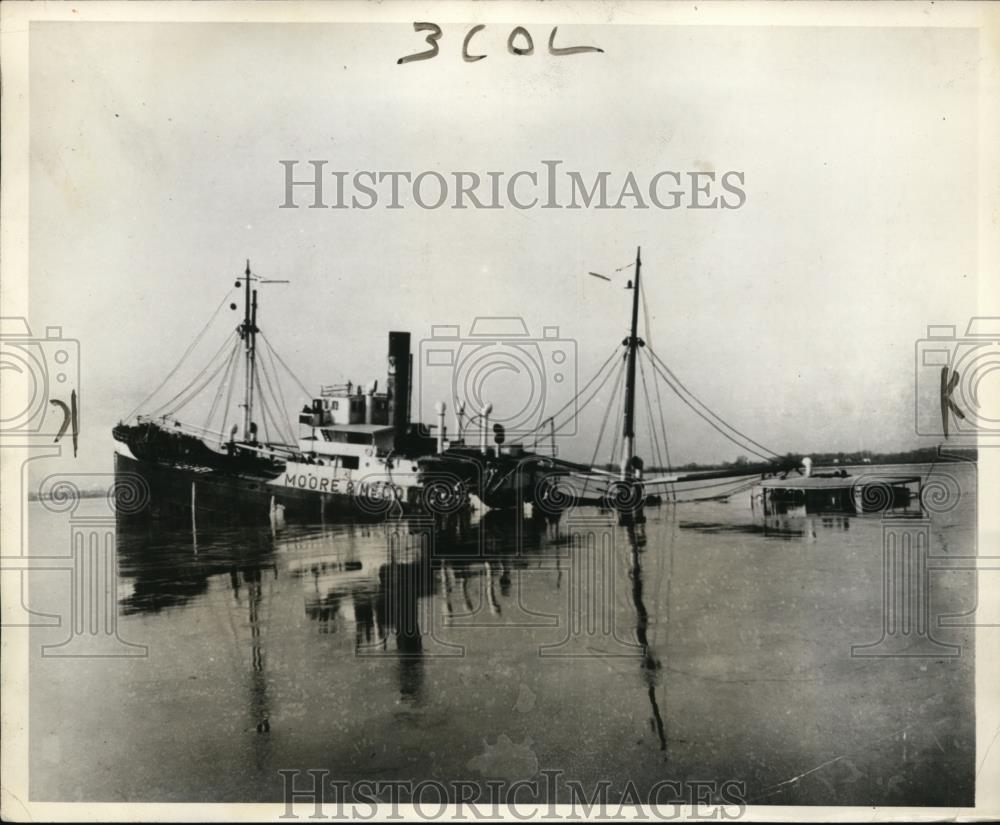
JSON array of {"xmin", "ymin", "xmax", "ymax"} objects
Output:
[{"xmin": 27, "ymin": 20, "xmax": 980, "ymax": 471}]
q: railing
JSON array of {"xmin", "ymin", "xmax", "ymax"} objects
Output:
[
  {"xmin": 136, "ymin": 415, "xmax": 227, "ymax": 442},
  {"xmin": 319, "ymin": 384, "xmax": 353, "ymax": 397},
  {"xmin": 135, "ymin": 415, "xmax": 299, "ymax": 459}
]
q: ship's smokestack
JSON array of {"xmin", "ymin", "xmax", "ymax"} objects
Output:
[{"xmin": 387, "ymin": 331, "xmax": 411, "ymax": 446}]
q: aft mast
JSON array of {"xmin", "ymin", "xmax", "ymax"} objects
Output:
[{"xmin": 622, "ymin": 245, "xmax": 643, "ymax": 481}]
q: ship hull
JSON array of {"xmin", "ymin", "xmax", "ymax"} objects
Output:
[
  {"xmin": 417, "ymin": 449, "xmax": 546, "ymax": 512},
  {"xmin": 114, "ymin": 449, "xmax": 426, "ymax": 524}
]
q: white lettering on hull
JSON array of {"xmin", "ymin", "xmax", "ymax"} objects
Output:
[{"xmin": 272, "ymin": 467, "xmax": 416, "ymax": 502}]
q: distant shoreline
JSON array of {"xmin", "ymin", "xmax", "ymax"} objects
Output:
[
  {"xmin": 621, "ymin": 447, "xmax": 977, "ymax": 475},
  {"xmin": 27, "ymin": 449, "xmax": 976, "ymax": 501},
  {"xmin": 28, "ymin": 490, "xmax": 110, "ymax": 501}
]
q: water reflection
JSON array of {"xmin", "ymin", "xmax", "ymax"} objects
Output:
[
  {"xmin": 111, "ymin": 471, "xmax": 966, "ymax": 774},
  {"xmin": 115, "ymin": 496, "xmax": 865, "ymax": 729},
  {"xmin": 283, "ymin": 520, "xmax": 437, "ymax": 708},
  {"xmin": 74, "ymin": 462, "xmax": 976, "ymax": 806},
  {"xmin": 679, "ymin": 518, "xmax": 807, "ymax": 541},
  {"xmin": 115, "ymin": 508, "xmax": 561, "ymax": 711},
  {"xmin": 243, "ymin": 564, "xmax": 273, "ymax": 745},
  {"xmin": 626, "ymin": 522, "xmax": 667, "ymax": 751},
  {"xmin": 117, "ymin": 521, "xmax": 278, "ymax": 614}
]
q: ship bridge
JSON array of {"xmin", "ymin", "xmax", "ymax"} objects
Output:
[
  {"xmin": 297, "ymin": 423, "xmax": 396, "ymax": 468},
  {"xmin": 298, "ymin": 385, "xmax": 396, "ymax": 467},
  {"xmin": 296, "ymin": 331, "xmax": 414, "ymax": 467}
]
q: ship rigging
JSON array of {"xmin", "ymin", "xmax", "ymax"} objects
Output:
[{"xmin": 114, "ymin": 253, "xmax": 808, "ymax": 522}]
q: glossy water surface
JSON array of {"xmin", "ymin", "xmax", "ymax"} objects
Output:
[{"xmin": 28, "ymin": 463, "xmax": 976, "ymax": 805}]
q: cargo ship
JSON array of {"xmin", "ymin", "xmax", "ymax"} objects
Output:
[
  {"xmin": 114, "ymin": 250, "xmax": 798, "ymax": 524},
  {"xmin": 113, "ymin": 262, "xmax": 458, "ymax": 520}
]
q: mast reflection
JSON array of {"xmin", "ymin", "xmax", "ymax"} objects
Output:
[
  {"xmin": 626, "ymin": 520, "xmax": 667, "ymax": 752},
  {"xmin": 116, "ymin": 510, "xmax": 279, "ymax": 745}
]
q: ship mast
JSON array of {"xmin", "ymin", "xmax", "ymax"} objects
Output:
[
  {"xmin": 233, "ymin": 261, "xmax": 289, "ymax": 444},
  {"xmin": 622, "ymin": 245, "xmax": 643, "ymax": 481},
  {"xmin": 238, "ymin": 260, "xmax": 259, "ymax": 442}
]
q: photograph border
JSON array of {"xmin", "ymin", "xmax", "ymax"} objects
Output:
[{"xmin": 2, "ymin": 1, "xmax": 999, "ymax": 821}]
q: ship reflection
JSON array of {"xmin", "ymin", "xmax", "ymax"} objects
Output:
[
  {"xmin": 115, "ymin": 503, "xmax": 681, "ymax": 755},
  {"xmin": 116, "ymin": 519, "xmax": 278, "ymax": 615},
  {"xmin": 115, "ymin": 507, "xmax": 550, "ymax": 709},
  {"xmin": 117, "ymin": 497, "xmax": 682, "ymax": 738},
  {"xmin": 381, "ymin": 553, "xmax": 427, "ymax": 702},
  {"xmin": 678, "ymin": 517, "xmax": 806, "ymax": 540},
  {"xmin": 257, "ymin": 519, "xmax": 438, "ymax": 704}
]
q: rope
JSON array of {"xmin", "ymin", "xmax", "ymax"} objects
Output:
[
  {"xmin": 587, "ymin": 355, "xmax": 627, "ymax": 491},
  {"xmin": 257, "ymin": 359, "xmax": 279, "ymax": 445},
  {"xmin": 646, "ymin": 344, "xmax": 779, "ymax": 459},
  {"xmin": 667, "ymin": 478, "xmax": 759, "ymax": 502},
  {"xmin": 126, "ymin": 290, "xmax": 235, "ymax": 420},
  {"xmin": 638, "ymin": 352, "xmax": 665, "ymax": 471},
  {"xmin": 204, "ymin": 340, "xmax": 241, "ymax": 432},
  {"xmin": 549, "ymin": 344, "xmax": 628, "ymax": 437},
  {"xmin": 522, "ymin": 343, "xmax": 623, "ymax": 439},
  {"xmin": 148, "ymin": 330, "xmax": 237, "ymax": 419},
  {"xmin": 535, "ymin": 344, "xmax": 622, "ymax": 437},
  {"xmin": 163, "ymin": 338, "xmax": 241, "ymax": 421},
  {"xmin": 261, "ymin": 337, "xmax": 296, "ymax": 435},
  {"xmin": 646, "ymin": 474, "xmax": 765, "ymax": 493},
  {"xmin": 262, "ymin": 350, "xmax": 294, "ymax": 444},
  {"xmin": 652, "ymin": 371, "xmax": 673, "ymax": 471},
  {"xmin": 259, "ymin": 331, "xmax": 312, "ymax": 400},
  {"xmin": 637, "ymin": 275, "xmax": 674, "ymax": 499},
  {"xmin": 154, "ymin": 333, "xmax": 240, "ymax": 420},
  {"xmin": 254, "ymin": 359, "xmax": 273, "ymax": 446},
  {"xmin": 220, "ymin": 339, "xmax": 241, "ymax": 441},
  {"xmin": 203, "ymin": 349, "xmax": 229, "ymax": 431},
  {"xmin": 256, "ymin": 357, "xmax": 291, "ymax": 446},
  {"xmin": 643, "ymin": 346, "xmax": 780, "ymax": 463},
  {"xmin": 639, "ymin": 356, "xmax": 675, "ymax": 501},
  {"xmin": 639, "ymin": 278, "xmax": 673, "ymax": 472},
  {"xmin": 607, "ymin": 358, "xmax": 627, "ymax": 470},
  {"xmin": 256, "ymin": 349, "xmax": 295, "ymax": 445}
]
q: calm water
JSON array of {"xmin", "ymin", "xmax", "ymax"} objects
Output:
[{"xmin": 28, "ymin": 463, "xmax": 976, "ymax": 805}]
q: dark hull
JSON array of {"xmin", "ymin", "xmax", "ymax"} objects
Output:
[
  {"xmin": 114, "ymin": 452, "xmax": 413, "ymax": 525},
  {"xmin": 765, "ymin": 485, "xmax": 913, "ymax": 515},
  {"xmin": 419, "ymin": 448, "xmax": 548, "ymax": 510},
  {"xmin": 113, "ymin": 421, "xmax": 285, "ymax": 477}
]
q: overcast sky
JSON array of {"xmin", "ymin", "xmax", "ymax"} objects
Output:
[{"xmin": 29, "ymin": 21, "xmax": 979, "ymax": 470}]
